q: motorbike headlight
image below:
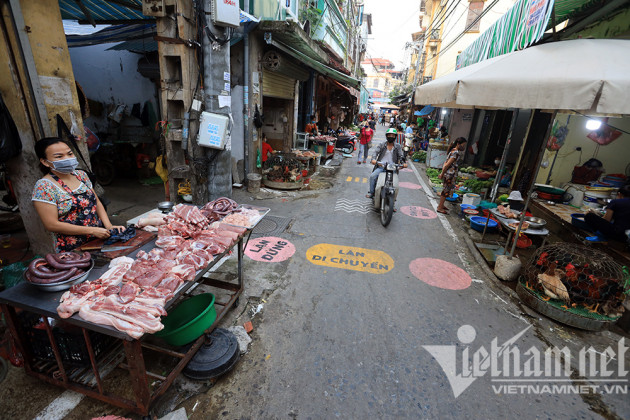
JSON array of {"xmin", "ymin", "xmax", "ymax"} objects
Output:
[{"xmin": 387, "ymin": 163, "xmax": 396, "ymax": 171}]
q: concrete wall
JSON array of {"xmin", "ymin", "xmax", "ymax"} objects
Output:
[
  {"xmin": 536, "ymin": 115, "xmax": 630, "ymax": 187},
  {"xmin": 68, "ymin": 44, "xmax": 158, "ymax": 132},
  {"xmin": 448, "ymin": 109, "xmax": 473, "ymax": 143},
  {"xmin": 434, "ymin": 0, "xmax": 517, "ymax": 79}
]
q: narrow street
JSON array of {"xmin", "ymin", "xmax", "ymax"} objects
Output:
[{"xmin": 174, "ymin": 124, "xmax": 629, "ymax": 419}]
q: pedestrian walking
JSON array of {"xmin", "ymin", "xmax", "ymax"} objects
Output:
[
  {"xmin": 437, "ymin": 137, "xmax": 467, "ymax": 214},
  {"xmin": 358, "ymin": 122, "xmax": 373, "ymax": 164},
  {"xmin": 369, "ymin": 118, "xmax": 376, "ymax": 130}
]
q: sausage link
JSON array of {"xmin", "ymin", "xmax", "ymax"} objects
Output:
[
  {"xmin": 26, "ymin": 267, "xmax": 78, "ymax": 284},
  {"xmin": 45, "ymin": 253, "xmax": 71, "ymax": 270},
  {"xmin": 46, "ymin": 253, "xmax": 91, "ymax": 269},
  {"xmin": 29, "ymin": 261, "xmax": 71, "ymax": 279}
]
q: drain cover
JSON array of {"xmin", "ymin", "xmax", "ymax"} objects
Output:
[
  {"xmin": 251, "ymin": 215, "xmax": 292, "ymax": 236},
  {"xmin": 252, "ymin": 218, "xmax": 278, "ymax": 234},
  {"xmin": 183, "ymin": 328, "xmax": 240, "ymax": 380}
]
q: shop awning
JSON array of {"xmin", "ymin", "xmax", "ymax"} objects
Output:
[
  {"xmin": 59, "ymin": 0, "xmax": 150, "ymax": 24},
  {"xmin": 456, "ymin": 0, "xmax": 609, "ymax": 69},
  {"xmin": 267, "ymin": 40, "xmax": 361, "ymax": 90},
  {"xmin": 414, "ymin": 39, "xmax": 630, "ymax": 115},
  {"xmin": 67, "ymin": 23, "xmax": 155, "ymax": 47},
  {"xmin": 416, "ymin": 105, "xmax": 434, "ymax": 116}
]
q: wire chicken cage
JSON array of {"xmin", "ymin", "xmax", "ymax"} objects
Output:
[
  {"xmin": 263, "ymin": 153, "xmax": 304, "ymax": 183},
  {"xmin": 520, "ymin": 243, "xmax": 630, "ymax": 319}
]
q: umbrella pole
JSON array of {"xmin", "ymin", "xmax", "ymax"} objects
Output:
[
  {"xmin": 490, "ymin": 109, "xmax": 519, "ymax": 202},
  {"xmin": 509, "ymin": 110, "xmax": 558, "ymax": 258},
  {"xmin": 545, "ymin": 150, "xmax": 559, "ymax": 185},
  {"xmin": 482, "ymin": 108, "xmax": 518, "ymax": 243}
]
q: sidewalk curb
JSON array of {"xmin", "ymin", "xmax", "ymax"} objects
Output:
[{"xmin": 461, "ymin": 232, "xmax": 502, "ymax": 284}]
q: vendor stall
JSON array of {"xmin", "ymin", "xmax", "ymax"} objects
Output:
[{"xmin": 0, "ymin": 200, "xmax": 269, "ymax": 416}]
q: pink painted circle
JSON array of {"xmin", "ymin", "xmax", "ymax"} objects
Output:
[
  {"xmin": 245, "ymin": 236, "xmax": 295, "ymax": 262},
  {"xmin": 400, "ymin": 206, "xmax": 437, "ymax": 219},
  {"xmin": 398, "ymin": 181, "xmax": 422, "ymax": 190},
  {"xmin": 409, "ymin": 258, "xmax": 472, "ymax": 290},
  {"xmin": 400, "ymin": 168, "xmax": 413, "ymax": 173}
]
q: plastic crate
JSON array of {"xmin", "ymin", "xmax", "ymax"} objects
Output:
[{"xmin": 19, "ymin": 312, "xmax": 114, "ymax": 367}]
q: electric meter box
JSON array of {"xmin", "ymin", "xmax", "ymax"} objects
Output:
[
  {"xmin": 211, "ymin": 0, "xmax": 240, "ymax": 28},
  {"xmin": 197, "ymin": 111, "xmax": 229, "ymax": 149}
]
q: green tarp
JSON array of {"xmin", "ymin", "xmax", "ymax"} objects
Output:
[
  {"xmin": 457, "ymin": 0, "xmax": 555, "ymax": 69},
  {"xmin": 456, "ymin": 0, "xmax": 602, "ymax": 69}
]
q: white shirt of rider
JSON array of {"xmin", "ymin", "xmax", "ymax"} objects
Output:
[{"xmin": 382, "ymin": 147, "xmax": 395, "ymax": 165}]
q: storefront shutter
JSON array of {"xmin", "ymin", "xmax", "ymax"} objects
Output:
[{"xmin": 262, "ymin": 70, "xmax": 295, "ymax": 100}]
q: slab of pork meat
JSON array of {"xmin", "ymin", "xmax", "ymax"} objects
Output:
[
  {"xmin": 118, "ymin": 282, "xmax": 140, "ymax": 304},
  {"xmin": 169, "ymin": 264, "xmax": 196, "ymax": 281},
  {"xmin": 155, "ymin": 235, "xmax": 185, "ymax": 250},
  {"xmin": 171, "ymin": 204, "xmax": 208, "ymax": 226},
  {"xmin": 90, "ymin": 295, "xmax": 163, "ymax": 334},
  {"xmin": 157, "ymin": 275, "xmax": 184, "ymax": 293},
  {"xmin": 79, "ymin": 304, "xmax": 145, "ymax": 339},
  {"xmin": 57, "ymin": 257, "xmax": 134, "ymax": 318},
  {"xmin": 133, "ymin": 268, "xmax": 166, "ymax": 288}
]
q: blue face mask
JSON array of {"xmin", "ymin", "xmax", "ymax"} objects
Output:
[{"xmin": 47, "ymin": 157, "xmax": 78, "ymax": 174}]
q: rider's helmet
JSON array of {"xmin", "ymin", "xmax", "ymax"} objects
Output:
[{"xmin": 386, "ymin": 128, "xmax": 397, "ymax": 142}]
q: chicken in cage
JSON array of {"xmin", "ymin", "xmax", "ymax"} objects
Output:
[
  {"xmin": 263, "ymin": 153, "xmax": 304, "ymax": 183},
  {"xmin": 521, "ymin": 243, "xmax": 630, "ymax": 318}
]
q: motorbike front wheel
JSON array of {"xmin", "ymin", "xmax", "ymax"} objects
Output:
[
  {"xmin": 380, "ymin": 193, "xmax": 394, "ymax": 227},
  {"xmin": 342, "ymin": 145, "xmax": 354, "ymax": 154}
]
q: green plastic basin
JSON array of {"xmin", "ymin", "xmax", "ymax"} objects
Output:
[{"xmin": 154, "ymin": 293, "xmax": 216, "ymax": 346}]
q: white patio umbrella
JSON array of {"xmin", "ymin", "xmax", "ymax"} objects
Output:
[{"xmin": 415, "ymin": 39, "xmax": 630, "ymax": 115}]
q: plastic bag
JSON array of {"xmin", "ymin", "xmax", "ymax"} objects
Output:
[
  {"xmin": 0, "ymin": 93, "xmax": 22, "ymax": 163},
  {"xmin": 155, "ymin": 155, "xmax": 168, "ymax": 182}
]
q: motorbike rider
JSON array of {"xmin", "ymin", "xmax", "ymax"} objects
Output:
[{"xmin": 366, "ymin": 128, "xmax": 407, "ymax": 201}]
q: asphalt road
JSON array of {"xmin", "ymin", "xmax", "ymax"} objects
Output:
[
  {"xmin": 2, "ymin": 125, "xmax": 627, "ymax": 420},
  {"xmin": 188, "ymin": 125, "xmax": 629, "ymax": 419}
]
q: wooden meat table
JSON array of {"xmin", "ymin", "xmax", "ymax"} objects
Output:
[{"xmin": 0, "ymin": 235, "xmax": 246, "ymax": 416}]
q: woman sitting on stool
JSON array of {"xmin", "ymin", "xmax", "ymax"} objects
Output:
[{"xmin": 584, "ymin": 184, "xmax": 630, "ymax": 243}]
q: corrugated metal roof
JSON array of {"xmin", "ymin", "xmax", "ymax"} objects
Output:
[{"xmin": 59, "ymin": 0, "xmax": 151, "ymax": 22}]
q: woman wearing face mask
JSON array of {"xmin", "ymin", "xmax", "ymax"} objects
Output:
[{"xmin": 31, "ymin": 137, "xmax": 124, "ymax": 251}]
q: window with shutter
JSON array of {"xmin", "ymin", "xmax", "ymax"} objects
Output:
[{"xmin": 465, "ymin": 1, "xmax": 484, "ymax": 32}]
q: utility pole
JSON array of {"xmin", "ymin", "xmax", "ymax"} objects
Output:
[{"xmin": 202, "ymin": 0, "xmax": 232, "ymax": 199}]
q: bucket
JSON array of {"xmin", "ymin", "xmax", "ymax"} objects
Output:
[
  {"xmin": 462, "ymin": 193, "xmax": 481, "ymax": 207},
  {"xmin": 247, "ymin": 173, "xmax": 262, "ymax": 193},
  {"xmin": 326, "ymin": 144, "xmax": 334, "ymax": 154}
]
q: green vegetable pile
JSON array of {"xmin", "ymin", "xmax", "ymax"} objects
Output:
[
  {"xmin": 463, "ymin": 179, "xmax": 493, "ymax": 194},
  {"xmin": 460, "ymin": 166, "xmax": 479, "ymax": 174},
  {"xmin": 412, "ymin": 151, "xmax": 426, "ymax": 162},
  {"xmin": 426, "ymin": 168, "xmax": 442, "ymax": 185}
]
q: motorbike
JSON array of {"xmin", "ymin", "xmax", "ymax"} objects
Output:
[
  {"xmin": 333, "ymin": 131, "xmax": 356, "ymax": 154},
  {"xmin": 373, "ymin": 161, "xmax": 402, "ymax": 227}
]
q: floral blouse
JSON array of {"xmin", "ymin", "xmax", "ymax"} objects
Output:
[{"xmin": 31, "ymin": 170, "xmax": 93, "ymax": 217}]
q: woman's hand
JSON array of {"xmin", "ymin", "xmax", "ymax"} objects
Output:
[
  {"xmin": 108, "ymin": 225, "xmax": 126, "ymax": 233},
  {"xmin": 89, "ymin": 227, "xmax": 111, "ymax": 239}
]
